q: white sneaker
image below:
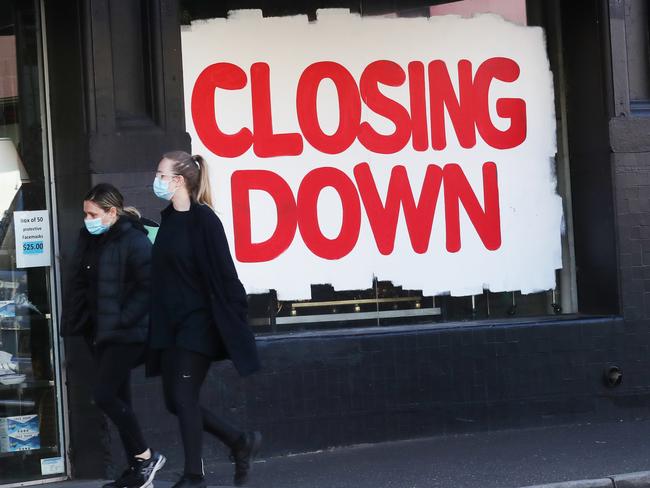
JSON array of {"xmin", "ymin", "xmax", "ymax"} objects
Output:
[
  {"xmin": 0, "ymin": 350, "xmax": 13, "ymax": 363},
  {"xmin": 0, "ymin": 351, "xmax": 24, "ymax": 385},
  {"xmin": 0, "ymin": 373, "xmax": 26, "ymax": 385},
  {"xmin": 0, "ymin": 361, "xmax": 17, "ymax": 371}
]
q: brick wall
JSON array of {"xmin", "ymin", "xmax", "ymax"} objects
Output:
[{"xmin": 610, "ymin": 119, "xmax": 650, "ymax": 323}]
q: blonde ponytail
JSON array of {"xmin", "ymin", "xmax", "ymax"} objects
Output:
[
  {"xmin": 194, "ymin": 155, "xmax": 213, "ymax": 208},
  {"xmin": 123, "ymin": 206, "xmax": 142, "ymax": 219}
]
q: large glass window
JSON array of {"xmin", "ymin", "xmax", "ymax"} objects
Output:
[
  {"xmin": 180, "ymin": 0, "xmax": 578, "ymax": 333},
  {"xmin": 0, "ymin": 1, "xmax": 65, "ymax": 484}
]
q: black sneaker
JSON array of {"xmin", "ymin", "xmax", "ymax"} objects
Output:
[
  {"xmin": 171, "ymin": 475, "xmax": 207, "ymax": 488},
  {"xmin": 102, "ymin": 465, "xmax": 148, "ymax": 488},
  {"xmin": 230, "ymin": 431, "xmax": 262, "ymax": 486},
  {"xmin": 133, "ymin": 451, "xmax": 166, "ymax": 488},
  {"xmin": 102, "ymin": 467, "xmax": 136, "ymax": 488}
]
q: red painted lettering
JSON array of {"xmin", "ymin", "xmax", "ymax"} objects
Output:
[
  {"xmin": 443, "ymin": 162, "xmax": 501, "ymax": 253},
  {"xmin": 408, "ymin": 61, "xmax": 429, "ymax": 152},
  {"xmin": 358, "ymin": 61, "xmax": 412, "ymax": 154},
  {"xmin": 473, "ymin": 57, "xmax": 527, "ymax": 149},
  {"xmin": 232, "ymin": 163, "xmax": 501, "ymax": 262},
  {"xmin": 193, "ymin": 58, "xmax": 528, "ymax": 156},
  {"xmin": 296, "ymin": 62, "xmax": 361, "ymax": 154},
  {"xmin": 297, "ymin": 167, "xmax": 361, "ymax": 260},
  {"xmin": 231, "ymin": 170, "xmax": 298, "ymax": 262},
  {"xmin": 192, "ymin": 63, "xmax": 253, "ymax": 158},
  {"xmin": 250, "ymin": 63, "xmax": 303, "ymax": 157},
  {"xmin": 428, "ymin": 60, "xmax": 477, "ymax": 150},
  {"xmin": 354, "ymin": 162, "xmax": 443, "ymax": 255}
]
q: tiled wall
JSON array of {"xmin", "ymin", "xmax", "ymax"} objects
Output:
[{"xmin": 100, "ymin": 316, "xmax": 646, "ymax": 478}]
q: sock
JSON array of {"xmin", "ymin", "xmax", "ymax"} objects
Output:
[{"xmin": 135, "ymin": 449, "xmax": 152, "ymax": 461}]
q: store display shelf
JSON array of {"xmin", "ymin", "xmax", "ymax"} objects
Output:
[
  {"xmin": 1, "ymin": 316, "xmax": 30, "ymax": 328},
  {"xmin": 0, "ymin": 380, "xmax": 53, "ymax": 391},
  {"xmin": 0, "ymin": 446, "xmax": 59, "ymax": 458},
  {"xmin": 0, "ymin": 325, "xmax": 31, "ymax": 331},
  {"xmin": 0, "ymin": 314, "xmax": 51, "ymax": 328}
]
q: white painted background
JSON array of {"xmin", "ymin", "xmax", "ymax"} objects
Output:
[{"xmin": 181, "ymin": 10, "xmax": 562, "ymax": 299}]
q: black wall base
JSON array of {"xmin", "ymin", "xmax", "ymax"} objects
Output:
[{"xmin": 99, "ymin": 317, "xmax": 649, "ymax": 477}]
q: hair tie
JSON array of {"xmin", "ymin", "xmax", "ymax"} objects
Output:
[{"xmin": 192, "ymin": 156, "xmax": 200, "ymax": 169}]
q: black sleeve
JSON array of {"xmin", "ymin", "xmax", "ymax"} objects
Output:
[
  {"xmin": 203, "ymin": 208, "xmax": 248, "ymax": 308},
  {"xmin": 60, "ymin": 233, "xmax": 89, "ymax": 336},
  {"xmin": 120, "ymin": 232, "xmax": 152, "ymax": 328}
]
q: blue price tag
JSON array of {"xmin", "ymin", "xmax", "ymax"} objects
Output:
[{"xmin": 23, "ymin": 241, "xmax": 44, "ymax": 255}]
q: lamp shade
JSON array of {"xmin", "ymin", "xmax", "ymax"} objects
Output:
[
  {"xmin": 0, "ymin": 138, "xmax": 28, "ymax": 181},
  {"xmin": 0, "ymin": 137, "xmax": 27, "ymax": 220}
]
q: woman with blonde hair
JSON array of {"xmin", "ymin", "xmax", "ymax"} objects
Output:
[
  {"xmin": 61, "ymin": 183, "xmax": 165, "ymax": 488},
  {"xmin": 149, "ymin": 151, "xmax": 261, "ymax": 488}
]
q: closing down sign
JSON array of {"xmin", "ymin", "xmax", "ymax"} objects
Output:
[{"xmin": 182, "ymin": 10, "xmax": 562, "ymax": 299}]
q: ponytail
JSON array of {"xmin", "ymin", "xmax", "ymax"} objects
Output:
[
  {"xmin": 194, "ymin": 155, "xmax": 213, "ymax": 208},
  {"xmin": 123, "ymin": 206, "xmax": 141, "ymax": 219}
]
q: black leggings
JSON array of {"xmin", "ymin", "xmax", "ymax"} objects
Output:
[
  {"xmin": 161, "ymin": 347, "xmax": 243, "ymax": 476},
  {"xmin": 93, "ymin": 344, "xmax": 148, "ymax": 461}
]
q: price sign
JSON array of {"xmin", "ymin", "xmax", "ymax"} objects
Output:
[{"xmin": 13, "ymin": 210, "xmax": 52, "ymax": 268}]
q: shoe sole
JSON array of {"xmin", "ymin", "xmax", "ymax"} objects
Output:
[
  {"xmin": 140, "ymin": 454, "xmax": 166, "ymax": 488},
  {"xmin": 235, "ymin": 432, "xmax": 262, "ymax": 486}
]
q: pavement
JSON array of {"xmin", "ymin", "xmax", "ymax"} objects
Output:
[{"xmin": 46, "ymin": 419, "xmax": 650, "ymax": 488}]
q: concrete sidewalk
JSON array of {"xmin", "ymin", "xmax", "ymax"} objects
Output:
[{"xmin": 48, "ymin": 419, "xmax": 650, "ymax": 488}]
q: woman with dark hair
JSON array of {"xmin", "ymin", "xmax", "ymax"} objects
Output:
[
  {"xmin": 149, "ymin": 151, "xmax": 261, "ymax": 488},
  {"xmin": 61, "ymin": 183, "xmax": 165, "ymax": 488}
]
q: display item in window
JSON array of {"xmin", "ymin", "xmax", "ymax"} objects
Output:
[
  {"xmin": 0, "ymin": 415, "xmax": 40, "ymax": 452},
  {"xmin": 0, "ymin": 350, "xmax": 25, "ymax": 385}
]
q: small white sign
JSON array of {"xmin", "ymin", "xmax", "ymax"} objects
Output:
[
  {"xmin": 40, "ymin": 456, "xmax": 65, "ymax": 475},
  {"xmin": 13, "ymin": 210, "xmax": 52, "ymax": 268}
]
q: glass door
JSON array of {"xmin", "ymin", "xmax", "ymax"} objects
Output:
[{"xmin": 0, "ymin": 0, "xmax": 65, "ymax": 484}]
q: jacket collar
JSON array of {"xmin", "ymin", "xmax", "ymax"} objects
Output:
[{"xmin": 160, "ymin": 200, "xmax": 201, "ymax": 218}]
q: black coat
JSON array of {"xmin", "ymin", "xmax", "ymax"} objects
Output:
[
  {"xmin": 60, "ymin": 217, "xmax": 152, "ymax": 346},
  {"xmin": 148, "ymin": 202, "xmax": 260, "ymax": 377}
]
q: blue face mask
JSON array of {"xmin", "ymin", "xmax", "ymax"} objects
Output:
[
  {"xmin": 84, "ymin": 217, "xmax": 110, "ymax": 235},
  {"xmin": 153, "ymin": 176, "xmax": 176, "ymax": 201}
]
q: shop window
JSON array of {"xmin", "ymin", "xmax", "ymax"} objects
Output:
[
  {"xmin": 0, "ymin": 1, "xmax": 66, "ymax": 483},
  {"xmin": 429, "ymin": 0, "xmax": 526, "ymax": 24},
  {"xmin": 180, "ymin": 0, "xmax": 579, "ymax": 333}
]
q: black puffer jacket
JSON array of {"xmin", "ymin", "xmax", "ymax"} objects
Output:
[{"xmin": 60, "ymin": 217, "xmax": 151, "ymax": 345}]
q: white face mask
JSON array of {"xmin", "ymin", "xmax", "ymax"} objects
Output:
[
  {"xmin": 153, "ymin": 176, "xmax": 176, "ymax": 201},
  {"xmin": 84, "ymin": 217, "xmax": 110, "ymax": 235}
]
